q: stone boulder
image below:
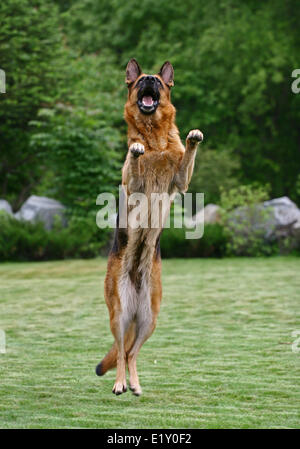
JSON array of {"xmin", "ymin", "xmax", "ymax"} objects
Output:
[
  {"xmin": 263, "ymin": 196, "xmax": 300, "ymax": 239},
  {"xmin": 186, "ymin": 203, "xmax": 221, "ymax": 228},
  {"xmin": 227, "ymin": 196, "xmax": 300, "ymax": 253},
  {"xmin": 203, "ymin": 204, "xmax": 221, "ymax": 224},
  {"xmin": 0, "ymin": 199, "xmax": 13, "ymax": 216},
  {"xmin": 15, "ymin": 195, "xmax": 66, "ymax": 230}
]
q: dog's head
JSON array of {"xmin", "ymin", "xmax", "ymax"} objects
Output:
[{"xmin": 125, "ymin": 59, "xmax": 174, "ymax": 116}]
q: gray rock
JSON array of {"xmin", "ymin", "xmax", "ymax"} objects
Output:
[
  {"xmin": 263, "ymin": 197, "xmax": 300, "ymax": 238},
  {"xmin": 15, "ymin": 195, "xmax": 66, "ymax": 230},
  {"xmin": 0, "ymin": 199, "xmax": 13, "ymax": 216},
  {"xmin": 228, "ymin": 196, "xmax": 300, "ymax": 248},
  {"xmin": 186, "ymin": 203, "xmax": 221, "ymax": 228},
  {"xmin": 203, "ymin": 204, "xmax": 221, "ymax": 224},
  {"xmin": 228, "ymin": 203, "xmax": 274, "ymax": 236}
]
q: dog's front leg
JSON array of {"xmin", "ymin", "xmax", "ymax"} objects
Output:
[
  {"xmin": 122, "ymin": 142, "xmax": 145, "ymax": 194},
  {"xmin": 128, "ymin": 142, "xmax": 145, "ymax": 192},
  {"xmin": 174, "ymin": 129, "xmax": 203, "ymax": 193}
]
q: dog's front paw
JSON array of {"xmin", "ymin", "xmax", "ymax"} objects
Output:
[
  {"xmin": 130, "ymin": 143, "xmax": 145, "ymax": 158},
  {"xmin": 186, "ymin": 129, "xmax": 203, "ymax": 146}
]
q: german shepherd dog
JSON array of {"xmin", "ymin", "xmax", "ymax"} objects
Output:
[{"xmin": 96, "ymin": 59, "xmax": 203, "ymax": 395}]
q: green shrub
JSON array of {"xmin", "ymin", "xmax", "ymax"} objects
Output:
[
  {"xmin": 0, "ymin": 212, "xmax": 109, "ymax": 261},
  {"xmin": 194, "ymin": 223, "xmax": 228, "ymax": 257},
  {"xmin": 160, "ymin": 223, "xmax": 227, "ymax": 258},
  {"xmin": 0, "ymin": 0, "xmax": 64, "ymax": 209},
  {"xmin": 190, "ymin": 148, "xmax": 240, "ymax": 204},
  {"xmin": 160, "ymin": 226, "xmax": 188, "ymax": 258},
  {"xmin": 219, "ymin": 184, "xmax": 278, "ymax": 256},
  {"xmin": 293, "ymin": 173, "xmax": 300, "ymax": 204}
]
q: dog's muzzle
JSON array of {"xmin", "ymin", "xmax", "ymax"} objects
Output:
[{"xmin": 137, "ymin": 76, "xmax": 160, "ymax": 115}]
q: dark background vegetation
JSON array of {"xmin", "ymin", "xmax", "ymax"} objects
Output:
[{"xmin": 0, "ymin": 0, "xmax": 300, "ymax": 260}]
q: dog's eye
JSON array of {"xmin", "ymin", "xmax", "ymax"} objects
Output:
[
  {"xmin": 153, "ymin": 78, "xmax": 163, "ymax": 88},
  {"xmin": 136, "ymin": 77, "xmax": 146, "ymax": 86}
]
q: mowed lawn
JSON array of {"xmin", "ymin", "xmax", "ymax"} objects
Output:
[{"xmin": 0, "ymin": 257, "xmax": 299, "ymax": 429}]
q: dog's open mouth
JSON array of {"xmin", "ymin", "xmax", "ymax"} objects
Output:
[
  {"xmin": 142, "ymin": 95, "xmax": 154, "ymax": 107},
  {"xmin": 137, "ymin": 87, "xmax": 159, "ymax": 114}
]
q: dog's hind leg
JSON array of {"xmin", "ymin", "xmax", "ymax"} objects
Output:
[
  {"xmin": 110, "ymin": 273, "xmax": 137, "ymax": 395},
  {"xmin": 127, "ymin": 312, "xmax": 156, "ymax": 396},
  {"xmin": 110, "ymin": 314, "xmax": 129, "ymax": 395},
  {"xmin": 96, "ymin": 323, "xmax": 136, "ymax": 377},
  {"xmin": 128, "ymin": 261, "xmax": 162, "ymax": 396}
]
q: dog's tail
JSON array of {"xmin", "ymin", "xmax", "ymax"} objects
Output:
[
  {"xmin": 95, "ymin": 322, "xmax": 136, "ymax": 376},
  {"xmin": 95, "ymin": 342, "xmax": 117, "ymax": 376}
]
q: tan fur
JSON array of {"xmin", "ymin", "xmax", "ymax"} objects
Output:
[{"xmin": 96, "ymin": 60, "xmax": 203, "ymax": 395}]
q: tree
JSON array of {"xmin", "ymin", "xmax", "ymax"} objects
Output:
[
  {"xmin": 0, "ymin": 0, "xmax": 63, "ymax": 209},
  {"xmin": 62, "ymin": 0, "xmax": 300, "ymax": 203},
  {"xmin": 30, "ymin": 52, "xmax": 124, "ymax": 217}
]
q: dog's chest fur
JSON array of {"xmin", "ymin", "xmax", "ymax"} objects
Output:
[{"xmin": 139, "ymin": 148, "xmax": 182, "ymax": 194}]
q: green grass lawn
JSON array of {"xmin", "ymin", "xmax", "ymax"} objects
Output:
[{"xmin": 0, "ymin": 257, "xmax": 299, "ymax": 428}]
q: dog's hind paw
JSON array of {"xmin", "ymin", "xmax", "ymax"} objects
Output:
[
  {"xmin": 112, "ymin": 381, "xmax": 127, "ymax": 396},
  {"xmin": 129, "ymin": 384, "xmax": 142, "ymax": 396},
  {"xmin": 130, "ymin": 142, "xmax": 145, "ymax": 158}
]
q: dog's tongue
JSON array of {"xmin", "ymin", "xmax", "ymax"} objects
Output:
[{"xmin": 142, "ymin": 96, "xmax": 154, "ymax": 107}]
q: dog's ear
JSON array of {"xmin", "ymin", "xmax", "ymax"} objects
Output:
[
  {"xmin": 126, "ymin": 59, "xmax": 142, "ymax": 86},
  {"xmin": 158, "ymin": 61, "xmax": 174, "ymax": 87}
]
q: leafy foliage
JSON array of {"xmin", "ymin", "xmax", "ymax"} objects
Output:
[
  {"xmin": 29, "ymin": 49, "xmax": 125, "ymax": 210},
  {"xmin": 0, "ymin": 0, "xmax": 63, "ymax": 209},
  {"xmin": 0, "ymin": 211, "xmax": 107, "ymax": 261},
  {"xmin": 190, "ymin": 148, "xmax": 240, "ymax": 204},
  {"xmin": 219, "ymin": 184, "xmax": 277, "ymax": 256},
  {"xmin": 1, "ymin": 0, "xmax": 300, "ymax": 258},
  {"xmin": 160, "ymin": 223, "xmax": 227, "ymax": 258},
  {"xmin": 61, "ymin": 0, "xmax": 300, "ymax": 202}
]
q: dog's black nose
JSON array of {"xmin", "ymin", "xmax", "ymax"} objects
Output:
[{"xmin": 145, "ymin": 75, "xmax": 155, "ymax": 84}]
